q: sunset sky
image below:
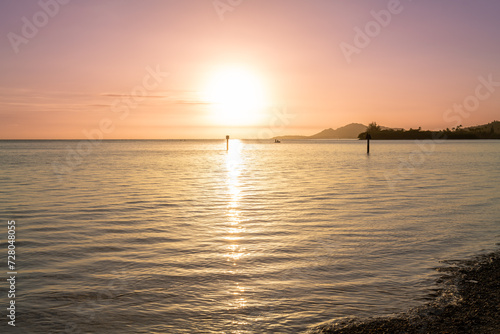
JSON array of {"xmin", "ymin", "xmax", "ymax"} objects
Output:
[{"xmin": 1, "ymin": 0, "xmax": 500, "ymax": 139}]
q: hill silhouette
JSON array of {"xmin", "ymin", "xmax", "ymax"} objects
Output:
[{"xmin": 274, "ymin": 123, "xmax": 367, "ymax": 140}]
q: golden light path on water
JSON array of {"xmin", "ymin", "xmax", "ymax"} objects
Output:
[{"xmin": 224, "ymin": 139, "xmax": 247, "ymax": 311}]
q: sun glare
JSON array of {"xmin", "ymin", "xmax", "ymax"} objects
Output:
[{"xmin": 204, "ymin": 67, "xmax": 268, "ymax": 126}]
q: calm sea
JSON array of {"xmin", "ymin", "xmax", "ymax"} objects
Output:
[{"xmin": 1, "ymin": 139, "xmax": 499, "ymax": 333}]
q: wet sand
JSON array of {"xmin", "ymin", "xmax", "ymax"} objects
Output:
[{"xmin": 309, "ymin": 249, "xmax": 500, "ymax": 334}]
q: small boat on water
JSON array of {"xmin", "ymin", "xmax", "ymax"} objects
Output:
[{"xmin": 274, "ymin": 139, "xmax": 281, "ymax": 143}]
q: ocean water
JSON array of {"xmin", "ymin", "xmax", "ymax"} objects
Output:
[{"xmin": 1, "ymin": 139, "xmax": 499, "ymax": 333}]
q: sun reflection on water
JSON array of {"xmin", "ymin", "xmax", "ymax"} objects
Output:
[
  {"xmin": 225, "ymin": 139, "xmax": 243, "ymax": 227},
  {"xmin": 224, "ymin": 139, "xmax": 248, "ymax": 308}
]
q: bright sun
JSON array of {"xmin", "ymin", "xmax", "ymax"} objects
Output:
[{"xmin": 204, "ymin": 67, "xmax": 268, "ymax": 126}]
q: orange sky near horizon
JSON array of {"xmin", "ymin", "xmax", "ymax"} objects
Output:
[{"xmin": 1, "ymin": 0, "xmax": 499, "ymax": 139}]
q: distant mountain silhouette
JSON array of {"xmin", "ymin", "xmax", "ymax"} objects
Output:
[
  {"xmin": 273, "ymin": 121, "xmax": 500, "ymax": 140},
  {"xmin": 274, "ymin": 123, "xmax": 368, "ymax": 140}
]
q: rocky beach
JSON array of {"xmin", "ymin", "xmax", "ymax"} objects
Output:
[{"xmin": 310, "ymin": 249, "xmax": 500, "ymax": 334}]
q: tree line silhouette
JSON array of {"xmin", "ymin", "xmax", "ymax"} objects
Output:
[{"xmin": 359, "ymin": 121, "xmax": 500, "ymax": 140}]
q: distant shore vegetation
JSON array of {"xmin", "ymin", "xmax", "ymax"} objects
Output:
[{"xmin": 358, "ymin": 121, "xmax": 500, "ymax": 140}]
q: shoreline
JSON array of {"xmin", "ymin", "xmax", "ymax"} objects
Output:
[{"xmin": 308, "ymin": 248, "xmax": 500, "ymax": 334}]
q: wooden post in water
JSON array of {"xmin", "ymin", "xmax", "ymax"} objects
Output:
[
  {"xmin": 226, "ymin": 135, "xmax": 229, "ymax": 151},
  {"xmin": 366, "ymin": 133, "xmax": 371, "ymax": 155}
]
